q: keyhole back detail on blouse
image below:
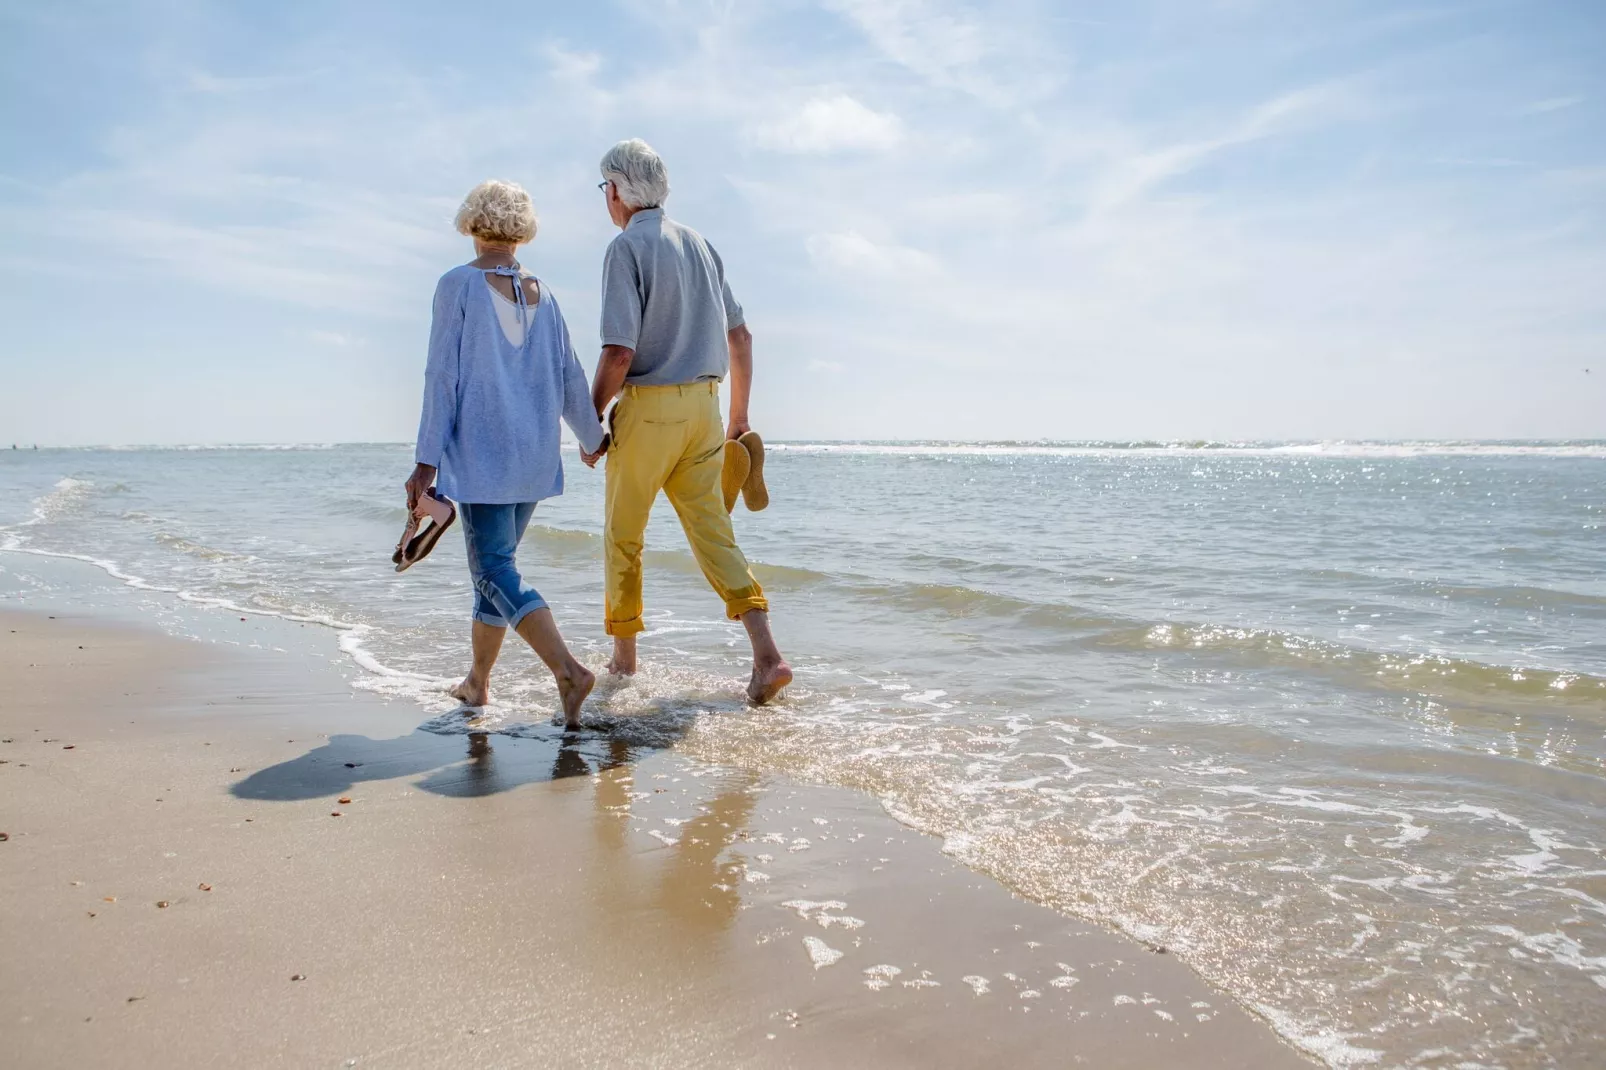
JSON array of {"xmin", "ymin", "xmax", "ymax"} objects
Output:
[
  {"xmin": 484, "ymin": 267, "xmax": 541, "ymax": 348},
  {"xmin": 484, "ymin": 270, "xmax": 541, "ymax": 307}
]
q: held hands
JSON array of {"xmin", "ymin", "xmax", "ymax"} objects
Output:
[
  {"xmin": 580, "ymin": 435, "xmax": 610, "ymax": 469},
  {"xmin": 404, "ymin": 463, "xmax": 437, "ymax": 512},
  {"xmin": 583, "ymin": 401, "xmax": 617, "ymax": 468}
]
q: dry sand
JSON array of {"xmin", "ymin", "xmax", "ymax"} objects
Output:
[{"xmin": 0, "ymin": 609, "xmax": 1311, "ymax": 1068}]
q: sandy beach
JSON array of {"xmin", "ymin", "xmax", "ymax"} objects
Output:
[{"xmin": 0, "ymin": 607, "xmax": 1310, "ymax": 1068}]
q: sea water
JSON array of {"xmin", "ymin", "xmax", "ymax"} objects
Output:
[{"xmin": 1, "ymin": 442, "xmax": 1602, "ymax": 1067}]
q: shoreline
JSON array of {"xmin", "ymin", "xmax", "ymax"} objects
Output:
[{"xmin": 0, "ymin": 606, "xmax": 1311, "ymax": 1068}]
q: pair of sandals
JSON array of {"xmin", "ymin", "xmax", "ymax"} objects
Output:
[
  {"xmin": 721, "ymin": 431, "xmax": 769, "ymax": 513},
  {"xmin": 394, "ymin": 428, "xmax": 759, "ymax": 572},
  {"xmin": 393, "ymin": 487, "xmax": 457, "ymax": 573}
]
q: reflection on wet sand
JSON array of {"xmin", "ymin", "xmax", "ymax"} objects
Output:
[{"xmin": 586, "ymin": 747, "xmax": 760, "ymax": 938}]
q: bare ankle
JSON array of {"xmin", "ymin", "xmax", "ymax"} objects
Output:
[{"xmin": 608, "ymin": 637, "xmax": 638, "ymax": 674}]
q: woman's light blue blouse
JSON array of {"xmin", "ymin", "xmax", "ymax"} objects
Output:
[{"xmin": 414, "ymin": 265, "xmax": 606, "ymax": 505}]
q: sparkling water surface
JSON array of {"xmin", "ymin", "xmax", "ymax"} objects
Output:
[{"xmin": 1, "ymin": 442, "xmax": 1602, "ymax": 1068}]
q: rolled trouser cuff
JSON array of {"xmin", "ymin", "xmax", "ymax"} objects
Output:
[
  {"xmin": 473, "ymin": 610, "xmax": 509, "ymax": 627},
  {"xmin": 723, "ymin": 587, "xmax": 769, "ymax": 620},
  {"xmin": 606, "ymin": 614, "xmax": 646, "ymax": 638}
]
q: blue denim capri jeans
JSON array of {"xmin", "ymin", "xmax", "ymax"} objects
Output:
[{"xmin": 459, "ymin": 502, "xmax": 548, "ymax": 628}]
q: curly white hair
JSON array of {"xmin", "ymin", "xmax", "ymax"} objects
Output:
[{"xmin": 453, "ymin": 179, "xmax": 538, "ymax": 244}]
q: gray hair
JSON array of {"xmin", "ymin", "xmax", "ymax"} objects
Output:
[{"xmin": 600, "ymin": 138, "xmax": 670, "ymax": 209}]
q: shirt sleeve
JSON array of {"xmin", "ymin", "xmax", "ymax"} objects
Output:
[
  {"xmin": 599, "ymin": 238, "xmax": 643, "ymax": 350},
  {"xmin": 710, "ymin": 243, "xmax": 745, "ymax": 330},
  {"xmin": 552, "ymin": 296, "xmax": 606, "ymax": 454},
  {"xmin": 414, "ymin": 273, "xmax": 464, "ymax": 467}
]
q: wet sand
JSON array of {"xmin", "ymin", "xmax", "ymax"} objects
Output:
[{"xmin": 0, "ymin": 609, "xmax": 1311, "ymax": 1068}]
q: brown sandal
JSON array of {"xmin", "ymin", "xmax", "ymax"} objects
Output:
[
  {"xmin": 721, "ymin": 440, "xmax": 751, "ymax": 513},
  {"xmin": 393, "ymin": 488, "xmax": 457, "ymax": 573},
  {"xmin": 738, "ymin": 431, "xmax": 768, "ymax": 511}
]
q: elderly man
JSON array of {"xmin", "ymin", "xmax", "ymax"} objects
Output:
[{"xmin": 585, "ymin": 138, "xmax": 792, "ymax": 704}]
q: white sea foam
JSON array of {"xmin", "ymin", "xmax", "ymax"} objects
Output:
[
  {"xmin": 1251, "ymin": 1004, "xmax": 1384, "ymax": 1067},
  {"xmin": 770, "ymin": 440, "xmax": 1606, "ymax": 459},
  {"xmin": 802, "ymin": 936, "xmax": 843, "ymax": 969},
  {"xmin": 863, "ymin": 964, "xmax": 901, "ymax": 990}
]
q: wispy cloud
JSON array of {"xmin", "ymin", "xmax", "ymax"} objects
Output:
[
  {"xmin": 823, "ymin": 0, "xmax": 1055, "ymax": 105},
  {"xmin": 1086, "ymin": 80, "xmax": 1369, "ymax": 214},
  {"xmin": 1518, "ymin": 95, "xmax": 1583, "ymax": 114},
  {"xmin": 755, "ymin": 94, "xmax": 902, "ymax": 154},
  {"xmin": 805, "ymin": 230, "xmax": 939, "ymax": 277}
]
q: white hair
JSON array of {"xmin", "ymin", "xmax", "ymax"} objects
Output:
[
  {"xmin": 599, "ymin": 139, "xmax": 670, "ymax": 209},
  {"xmin": 453, "ymin": 179, "xmax": 538, "ymax": 244}
]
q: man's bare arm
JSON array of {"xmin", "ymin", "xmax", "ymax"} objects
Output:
[
  {"xmin": 593, "ymin": 345, "xmax": 635, "ymax": 418},
  {"xmin": 725, "ymin": 324, "xmax": 753, "ymax": 440}
]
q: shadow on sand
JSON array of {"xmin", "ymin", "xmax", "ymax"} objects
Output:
[{"xmin": 231, "ymin": 726, "xmax": 643, "ymax": 801}]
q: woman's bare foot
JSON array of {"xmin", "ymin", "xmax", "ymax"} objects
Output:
[
  {"xmin": 607, "ymin": 636, "xmax": 637, "ymax": 676},
  {"xmin": 450, "ymin": 676, "xmax": 489, "ymax": 707},
  {"xmin": 747, "ymin": 658, "xmax": 793, "ymax": 705},
  {"xmin": 557, "ymin": 664, "xmax": 596, "ymax": 730}
]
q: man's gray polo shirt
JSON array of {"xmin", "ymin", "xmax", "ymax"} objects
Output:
[{"xmin": 600, "ymin": 208, "xmax": 745, "ymax": 385}]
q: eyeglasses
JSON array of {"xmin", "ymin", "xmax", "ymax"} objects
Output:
[{"xmin": 597, "ymin": 180, "xmax": 611, "ymax": 192}]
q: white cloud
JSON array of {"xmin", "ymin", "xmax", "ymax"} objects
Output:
[
  {"xmin": 823, "ymin": 0, "xmax": 1057, "ymax": 106},
  {"xmin": 805, "ymin": 230, "xmax": 940, "ymax": 277},
  {"xmin": 1087, "ymin": 80, "xmax": 1367, "ymax": 214},
  {"xmin": 1519, "ymin": 95, "xmax": 1583, "ymax": 115},
  {"xmin": 545, "ymin": 42, "xmax": 602, "ymax": 83},
  {"xmin": 307, "ymin": 329, "xmax": 364, "ymax": 348},
  {"xmin": 755, "ymin": 94, "xmax": 902, "ymax": 154}
]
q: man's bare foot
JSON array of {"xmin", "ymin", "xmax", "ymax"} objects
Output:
[
  {"xmin": 557, "ymin": 664, "xmax": 596, "ymax": 730},
  {"xmin": 607, "ymin": 637, "xmax": 637, "ymax": 676},
  {"xmin": 450, "ymin": 676, "xmax": 489, "ymax": 707},
  {"xmin": 747, "ymin": 659, "xmax": 793, "ymax": 705}
]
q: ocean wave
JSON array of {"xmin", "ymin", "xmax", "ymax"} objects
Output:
[
  {"xmin": 24, "ymin": 439, "xmax": 1606, "ymax": 457},
  {"xmin": 504, "ymin": 525, "xmax": 1606, "ymax": 694},
  {"xmin": 72, "ymin": 442, "xmax": 351, "ymax": 452},
  {"xmin": 1, "ymin": 480, "xmax": 428, "ymax": 698},
  {"xmin": 153, "ymin": 531, "xmax": 251, "ymax": 562},
  {"xmin": 770, "ymin": 440, "xmax": 1606, "ymax": 459},
  {"xmin": 321, "ymin": 496, "xmax": 411, "ymax": 523},
  {"xmin": 1106, "ymin": 621, "xmax": 1606, "ymax": 710},
  {"xmin": 1426, "ymin": 581, "xmax": 1606, "ymax": 615},
  {"xmin": 16, "ymin": 476, "xmax": 95, "ymax": 526}
]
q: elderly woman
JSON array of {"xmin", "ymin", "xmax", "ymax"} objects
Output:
[{"xmin": 405, "ymin": 179, "xmax": 606, "ymax": 729}]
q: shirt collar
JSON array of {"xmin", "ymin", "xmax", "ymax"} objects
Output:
[{"xmin": 626, "ymin": 207, "xmax": 664, "ymax": 230}]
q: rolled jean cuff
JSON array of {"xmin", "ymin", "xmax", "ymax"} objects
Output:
[
  {"xmin": 605, "ymin": 614, "xmax": 646, "ymax": 638},
  {"xmin": 503, "ymin": 594, "xmax": 548, "ymax": 629},
  {"xmin": 723, "ymin": 587, "xmax": 768, "ymax": 620},
  {"xmin": 473, "ymin": 609, "xmax": 509, "ymax": 628}
]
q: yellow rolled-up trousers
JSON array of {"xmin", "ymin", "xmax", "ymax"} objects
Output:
[{"xmin": 603, "ymin": 381, "xmax": 768, "ymax": 637}]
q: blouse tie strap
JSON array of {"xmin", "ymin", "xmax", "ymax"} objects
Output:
[{"xmin": 487, "ymin": 264, "xmax": 532, "ymax": 342}]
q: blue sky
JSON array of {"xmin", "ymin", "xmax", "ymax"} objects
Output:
[{"xmin": 1, "ymin": 0, "xmax": 1602, "ymax": 444}]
